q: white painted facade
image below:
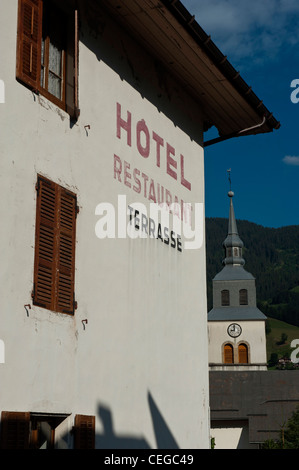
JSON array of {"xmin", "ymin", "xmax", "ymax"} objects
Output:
[
  {"xmin": 208, "ymin": 193, "xmax": 268, "ymax": 372},
  {"xmin": 0, "ymin": 0, "xmax": 209, "ymax": 448},
  {"xmin": 210, "ymin": 421, "xmax": 258, "ymax": 450},
  {"xmin": 208, "ymin": 320, "xmax": 267, "ymax": 371}
]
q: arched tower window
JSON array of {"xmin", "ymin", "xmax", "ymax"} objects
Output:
[
  {"xmin": 238, "ymin": 343, "xmax": 249, "ymax": 363},
  {"xmin": 221, "ymin": 290, "xmax": 230, "ymax": 306},
  {"xmin": 224, "ymin": 344, "xmax": 234, "ymax": 363},
  {"xmin": 239, "ymin": 289, "xmax": 248, "ymax": 305}
]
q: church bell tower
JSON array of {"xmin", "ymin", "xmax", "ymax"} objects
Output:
[{"xmin": 208, "ymin": 184, "xmax": 267, "ymax": 371}]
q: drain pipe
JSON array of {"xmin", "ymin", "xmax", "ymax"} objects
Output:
[{"xmin": 204, "ymin": 115, "xmax": 267, "ymax": 147}]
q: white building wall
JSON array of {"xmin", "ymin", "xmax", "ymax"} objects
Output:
[
  {"xmin": 208, "ymin": 321, "xmax": 267, "ymax": 370},
  {"xmin": 0, "ymin": 0, "xmax": 210, "ymax": 448},
  {"xmin": 211, "ymin": 421, "xmax": 259, "ymax": 449}
]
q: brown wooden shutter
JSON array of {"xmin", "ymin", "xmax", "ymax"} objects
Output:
[
  {"xmin": 57, "ymin": 186, "xmax": 77, "ymax": 314},
  {"xmin": 33, "ymin": 176, "xmax": 57, "ymax": 311},
  {"xmin": 33, "ymin": 176, "xmax": 77, "ymax": 314},
  {"xmin": 238, "ymin": 343, "xmax": 249, "ymax": 363},
  {"xmin": 224, "ymin": 344, "xmax": 234, "ymax": 364},
  {"xmin": 65, "ymin": 5, "xmax": 80, "ymax": 120},
  {"xmin": 0, "ymin": 412, "xmax": 30, "ymax": 449},
  {"xmin": 16, "ymin": 0, "xmax": 42, "ymax": 90},
  {"xmin": 74, "ymin": 415, "xmax": 95, "ymax": 449}
]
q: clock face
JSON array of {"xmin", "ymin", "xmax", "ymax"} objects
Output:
[{"xmin": 227, "ymin": 323, "xmax": 242, "ymax": 338}]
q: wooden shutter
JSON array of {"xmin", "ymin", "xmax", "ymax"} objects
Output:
[
  {"xmin": 238, "ymin": 343, "xmax": 249, "ymax": 363},
  {"xmin": 33, "ymin": 176, "xmax": 77, "ymax": 314},
  {"xmin": 74, "ymin": 415, "xmax": 95, "ymax": 449},
  {"xmin": 16, "ymin": 0, "xmax": 42, "ymax": 90},
  {"xmin": 0, "ymin": 412, "xmax": 30, "ymax": 449},
  {"xmin": 33, "ymin": 176, "xmax": 56, "ymax": 310},
  {"xmin": 57, "ymin": 186, "xmax": 77, "ymax": 314},
  {"xmin": 65, "ymin": 5, "xmax": 80, "ymax": 120},
  {"xmin": 224, "ymin": 344, "xmax": 234, "ymax": 364}
]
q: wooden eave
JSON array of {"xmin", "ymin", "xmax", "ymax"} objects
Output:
[{"xmin": 98, "ymin": 0, "xmax": 280, "ymax": 142}]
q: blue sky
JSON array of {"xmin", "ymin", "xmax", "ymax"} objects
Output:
[{"xmin": 181, "ymin": 0, "xmax": 299, "ymax": 228}]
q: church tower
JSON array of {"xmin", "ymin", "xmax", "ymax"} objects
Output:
[{"xmin": 208, "ymin": 189, "xmax": 267, "ymax": 371}]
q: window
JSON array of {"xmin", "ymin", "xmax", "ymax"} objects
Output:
[
  {"xmin": 0, "ymin": 412, "xmax": 94, "ymax": 449},
  {"xmin": 239, "ymin": 289, "xmax": 248, "ymax": 305},
  {"xmin": 221, "ymin": 289, "xmax": 230, "ymax": 306},
  {"xmin": 233, "ymin": 247, "xmax": 239, "ymax": 257},
  {"xmin": 224, "ymin": 344, "xmax": 234, "ymax": 364},
  {"xmin": 32, "ymin": 175, "xmax": 78, "ymax": 315},
  {"xmin": 30, "ymin": 413, "xmax": 69, "ymax": 449},
  {"xmin": 16, "ymin": 0, "xmax": 79, "ymax": 118},
  {"xmin": 238, "ymin": 343, "xmax": 249, "ymax": 363}
]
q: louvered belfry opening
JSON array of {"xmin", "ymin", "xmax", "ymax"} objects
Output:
[
  {"xmin": 221, "ymin": 289, "xmax": 230, "ymax": 307},
  {"xmin": 33, "ymin": 175, "xmax": 77, "ymax": 315},
  {"xmin": 239, "ymin": 289, "xmax": 248, "ymax": 305}
]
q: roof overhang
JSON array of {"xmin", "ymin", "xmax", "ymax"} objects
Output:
[
  {"xmin": 208, "ymin": 307, "xmax": 267, "ymax": 321},
  {"xmin": 98, "ymin": 0, "xmax": 280, "ymax": 145}
]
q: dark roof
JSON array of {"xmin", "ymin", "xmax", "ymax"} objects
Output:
[
  {"xmin": 213, "ymin": 265, "xmax": 255, "ymax": 281},
  {"xmin": 101, "ymin": 0, "xmax": 280, "ymax": 142},
  {"xmin": 208, "ymin": 306, "xmax": 266, "ymax": 321},
  {"xmin": 210, "ymin": 371, "xmax": 299, "ymax": 444}
]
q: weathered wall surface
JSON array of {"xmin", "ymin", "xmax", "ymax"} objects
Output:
[{"xmin": 0, "ymin": 0, "xmax": 209, "ymax": 448}]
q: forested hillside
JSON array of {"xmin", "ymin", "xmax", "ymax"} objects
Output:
[{"xmin": 205, "ymin": 218, "xmax": 299, "ymax": 327}]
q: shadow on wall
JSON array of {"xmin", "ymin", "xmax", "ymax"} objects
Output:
[
  {"xmin": 79, "ymin": 0, "xmax": 203, "ymax": 144},
  {"xmin": 95, "ymin": 392, "xmax": 179, "ymax": 449}
]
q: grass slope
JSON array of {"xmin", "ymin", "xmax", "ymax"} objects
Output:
[{"xmin": 266, "ymin": 317, "xmax": 299, "ymax": 364}]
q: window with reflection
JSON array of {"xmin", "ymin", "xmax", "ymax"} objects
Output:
[
  {"xmin": 41, "ymin": 0, "xmax": 66, "ymax": 102},
  {"xmin": 16, "ymin": 0, "xmax": 79, "ymax": 118}
]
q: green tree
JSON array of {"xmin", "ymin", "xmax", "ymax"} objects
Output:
[
  {"xmin": 283, "ymin": 407, "xmax": 299, "ymax": 449},
  {"xmin": 268, "ymin": 353, "xmax": 278, "ymax": 368},
  {"xmin": 278, "ymin": 333, "xmax": 288, "ymax": 345},
  {"xmin": 262, "ymin": 407, "xmax": 299, "ymax": 449}
]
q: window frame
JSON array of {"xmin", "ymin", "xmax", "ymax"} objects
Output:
[
  {"xmin": 39, "ymin": 0, "xmax": 67, "ymax": 109},
  {"xmin": 16, "ymin": 0, "xmax": 79, "ymax": 119},
  {"xmin": 32, "ymin": 175, "xmax": 78, "ymax": 315}
]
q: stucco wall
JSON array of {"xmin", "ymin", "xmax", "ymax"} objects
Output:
[
  {"xmin": 210, "ymin": 421, "xmax": 258, "ymax": 449},
  {"xmin": 0, "ymin": 0, "xmax": 209, "ymax": 448},
  {"xmin": 213, "ymin": 279, "xmax": 257, "ymax": 308}
]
